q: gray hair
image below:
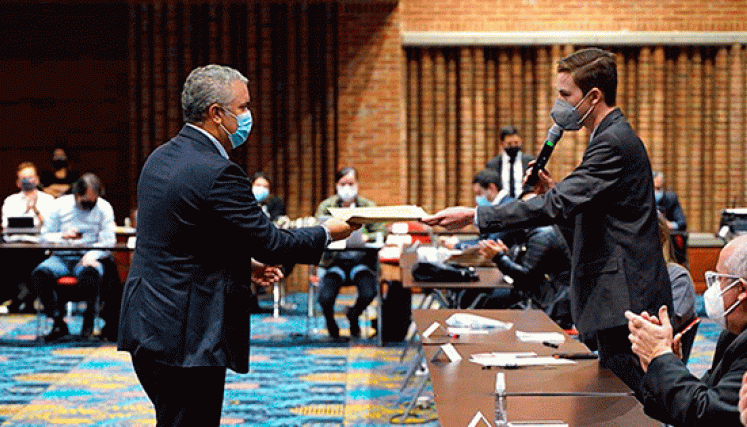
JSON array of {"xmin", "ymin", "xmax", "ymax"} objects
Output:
[
  {"xmin": 725, "ymin": 235, "xmax": 747, "ymax": 279},
  {"xmin": 652, "ymin": 171, "xmax": 664, "ymax": 181},
  {"xmin": 181, "ymin": 64, "xmax": 248, "ymax": 123}
]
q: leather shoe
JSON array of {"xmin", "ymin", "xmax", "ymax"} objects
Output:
[
  {"xmin": 345, "ymin": 309, "xmax": 360, "ymax": 338},
  {"xmin": 44, "ymin": 322, "xmax": 69, "ymax": 343}
]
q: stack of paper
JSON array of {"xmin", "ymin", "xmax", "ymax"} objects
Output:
[
  {"xmin": 328, "ymin": 205, "xmax": 429, "ymax": 224},
  {"xmin": 469, "ymin": 351, "xmax": 576, "ymax": 368},
  {"xmin": 515, "ymin": 331, "xmax": 565, "ymax": 345},
  {"xmin": 445, "ymin": 313, "xmax": 513, "ymax": 331}
]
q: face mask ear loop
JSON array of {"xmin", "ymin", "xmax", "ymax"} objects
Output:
[{"xmin": 724, "ymin": 278, "xmax": 747, "ymax": 318}]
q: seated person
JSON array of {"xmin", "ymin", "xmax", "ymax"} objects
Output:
[
  {"xmin": 626, "ymin": 234, "xmax": 747, "ymax": 425},
  {"xmin": 653, "ymin": 171, "xmax": 688, "ymax": 264},
  {"xmin": 251, "ymin": 171, "xmax": 286, "ymax": 222},
  {"xmin": 657, "ymin": 212, "xmax": 697, "ymax": 363},
  {"xmin": 1, "ymin": 162, "xmax": 56, "ymax": 312},
  {"xmin": 441, "ymin": 168, "xmax": 518, "ymax": 250},
  {"xmin": 41, "ymin": 147, "xmax": 80, "ymax": 198},
  {"xmin": 31, "ymin": 173, "xmax": 116, "ymax": 341},
  {"xmin": 478, "ymin": 220, "xmax": 572, "ymax": 329},
  {"xmin": 316, "ymin": 167, "xmax": 384, "ymax": 339}
]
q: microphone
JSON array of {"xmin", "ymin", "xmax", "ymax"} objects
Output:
[{"xmin": 525, "ymin": 124, "xmax": 563, "ymax": 187}]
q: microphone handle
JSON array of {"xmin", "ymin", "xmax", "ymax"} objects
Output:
[
  {"xmin": 525, "ymin": 141, "xmax": 556, "ymax": 187},
  {"xmin": 525, "ymin": 125, "xmax": 563, "ymax": 187}
]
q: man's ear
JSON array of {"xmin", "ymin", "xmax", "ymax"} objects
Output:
[
  {"xmin": 737, "ymin": 278, "xmax": 747, "ymax": 302},
  {"xmin": 207, "ymin": 103, "xmax": 223, "ymax": 124}
]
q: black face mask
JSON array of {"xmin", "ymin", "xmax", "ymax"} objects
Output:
[
  {"xmin": 20, "ymin": 178, "xmax": 36, "ymax": 192},
  {"xmin": 53, "ymin": 158, "xmax": 68, "ymax": 170},
  {"xmin": 504, "ymin": 147, "xmax": 520, "ymax": 159},
  {"xmin": 80, "ymin": 201, "xmax": 96, "ymax": 211}
]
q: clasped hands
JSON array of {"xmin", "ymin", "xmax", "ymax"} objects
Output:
[{"xmin": 625, "ymin": 305, "xmax": 686, "ymax": 372}]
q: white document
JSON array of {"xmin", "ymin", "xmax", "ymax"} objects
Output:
[
  {"xmin": 469, "ymin": 351, "xmax": 575, "ymax": 367},
  {"xmin": 445, "ymin": 313, "xmax": 513, "ymax": 331},
  {"xmin": 327, "ymin": 205, "xmax": 429, "ymax": 224},
  {"xmin": 515, "ymin": 331, "xmax": 565, "ymax": 345}
]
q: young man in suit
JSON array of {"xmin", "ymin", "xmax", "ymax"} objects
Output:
[
  {"xmin": 627, "ymin": 234, "xmax": 747, "ymax": 425},
  {"xmin": 423, "ymin": 48, "xmax": 672, "ymax": 399},
  {"xmin": 117, "ymin": 64, "xmax": 356, "ymax": 426},
  {"xmin": 485, "ymin": 125, "xmax": 534, "ymax": 199}
]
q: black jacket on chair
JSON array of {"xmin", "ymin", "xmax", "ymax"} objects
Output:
[
  {"xmin": 476, "ymin": 109, "xmax": 672, "ymax": 338},
  {"xmin": 117, "ymin": 125, "xmax": 328, "ymax": 374}
]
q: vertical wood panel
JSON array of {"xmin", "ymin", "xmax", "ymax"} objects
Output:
[
  {"xmin": 128, "ymin": 2, "xmax": 339, "ymax": 220},
  {"xmin": 404, "ymin": 44, "xmax": 747, "ymax": 231}
]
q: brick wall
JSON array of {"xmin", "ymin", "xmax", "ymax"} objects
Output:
[
  {"xmin": 401, "ymin": 0, "xmax": 747, "ymax": 32},
  {"xmin": 337, "ymin": 2, "xmax": 404, "ymax": 206}
]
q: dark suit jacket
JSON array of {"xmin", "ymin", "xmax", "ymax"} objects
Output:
[
  {"xmin": 476, "ymin": 109, "xmax": 672, "ymax": 337},
  {"xmin": 260, "ymin": 195, "xmax": 286, "ymax": 222},
  {"xmin": 117, "ymin": 125, "xmax": 328, "ymax": 374},
  {"xmin": 657, "ymin": 191, "xmax": 687, "ymax": 230},
  {"xmin": 485, "ymin": 151, "xmax": 535, "ymax": 196},
  {"xmin": 641, "ymin": 329, "xmax": 747, "ymax": 426}
]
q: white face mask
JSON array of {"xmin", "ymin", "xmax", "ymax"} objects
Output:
[
  {"xmin": 703, "ymin": 271, "xmax": 743, "ymax": 329},
  {"xmin": 336, "ymin": 184, "xmax": 358, "ymax": 202}
]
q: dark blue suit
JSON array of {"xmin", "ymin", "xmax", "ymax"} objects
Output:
[{"xmin": 118, "ymin": 125, "xmax": 328, "ymax": 425}]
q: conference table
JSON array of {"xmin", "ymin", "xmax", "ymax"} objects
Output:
[{"xmin": 410, "ymin": 309, "xmax": 659, "ymax": 426}]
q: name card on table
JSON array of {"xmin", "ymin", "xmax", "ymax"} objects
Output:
[{"xmin": 430, "ymin": 343, "xmax": 462, "ymax": 362}]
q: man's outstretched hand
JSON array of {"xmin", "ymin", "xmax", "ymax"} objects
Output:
[{"xmin": 421, "ymin": 207, "xmax": 476, "ymax": 230}]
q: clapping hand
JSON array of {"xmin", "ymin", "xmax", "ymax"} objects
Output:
[{"xmin": 625, "ymin": 305, "xmax": 674, "ymax": 372}]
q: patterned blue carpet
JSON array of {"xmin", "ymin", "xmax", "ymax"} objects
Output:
[{"xmin": 0, "ymin": 294, "xmax": 719, "ymax": 426}]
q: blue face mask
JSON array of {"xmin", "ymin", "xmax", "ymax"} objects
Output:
[
  {"xmin": 655, "ymin": 190, "xmax": 663, "ymax": 202},
  {"xmin": 475, "ymin": 195, "xmax": 491, "ymax": 206},
  {"xmin": 221, "ymin": 108, "xmax": 253, "ymax": 148},
  {"xmin": 252, "ymin": 186, "xmax": 269, "ymax": 203}
]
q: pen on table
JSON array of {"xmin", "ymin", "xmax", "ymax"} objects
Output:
[
  {"xmin": 553, "ymin": 352, "xmax": 598, "ymax": 360},
  {"xmin": 542, "ymin": 341, "xmax": 560, "ymax": 349}
]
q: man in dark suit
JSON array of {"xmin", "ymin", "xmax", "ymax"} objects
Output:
[
  {"xmin": 653, "ymin": 171, "xmax": 687, "ymax": 231},
  {"xmin": 627, "ymin": 234, "xmax": 747, "ymax": 425},
  {"xmin": 117, "ymin": 64, "xmax": 356, "ymax": 426},
  {"xmin": 423, "ymin": 48, "xmax": 672, "ymax": 399},
  {"xmin": 485, "ymin": 125, "xmax": 534, "ymax": 199}
]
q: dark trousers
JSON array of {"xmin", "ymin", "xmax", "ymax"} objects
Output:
[
  {"xmin": 132, "ymin": 353, "xmax": 227, "ymax": 427},
  {"xmin": 317, "ymin": 264, "xmax": 377, "ymax": 328},
  {"xmin": 594, "ymin": 325, "xmax": 646, "ymax": 401},
  {"xmin": 31, "ymin": 259, "xmax": 101, "ymax": 325}
]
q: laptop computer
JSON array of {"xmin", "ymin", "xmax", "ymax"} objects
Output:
[{"xmin": 3, "ymin": 216, "xmax": 40, "ymax": 236}]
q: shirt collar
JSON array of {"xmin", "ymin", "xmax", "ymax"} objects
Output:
[
  {"xmin": 492, "ymin": 189, "xmax": 509, "ymax": 205},
  {"xmin": 187, "ymin": 123, "xmax": 229, "ymax": 159}
]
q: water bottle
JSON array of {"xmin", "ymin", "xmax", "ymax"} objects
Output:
[{"xmin": 495, "ymin": 372, "xmax": 508, "ymax": 427}]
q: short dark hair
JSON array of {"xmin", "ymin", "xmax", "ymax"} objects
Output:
[
  {"xmin": 72, "ymin": 173, "xmax": 104, "ymax": 197},
  {"xmin": 499, "ymin": 125, "xmax": 520, "ymax": 141},
  {"xmin": 335, "ymin": 166, "xmax": 358, "ymax": 184},
  {"xmin": 472, "ymin": 168, "xmax": 502, "ymax": 190},
  {"xmin": 251, "ymin": 171, "xmax": 271, "ymax": 186},
  {"xmin": 557, "ymin": 48, "xmax": 617, "ymax": 106}
]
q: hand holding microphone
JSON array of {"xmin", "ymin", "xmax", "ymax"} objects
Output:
[{"xmin": 525, "ymin": 124, "xmax": 563, "ymax": 188}]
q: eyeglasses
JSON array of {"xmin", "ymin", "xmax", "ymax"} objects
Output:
[{"xmin": 705, "ymin": 271, "xmax": 743, "ymax": 290}]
